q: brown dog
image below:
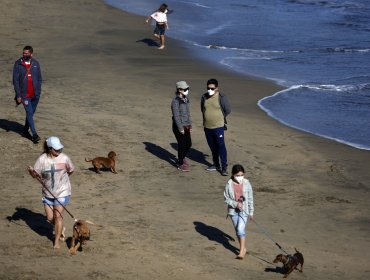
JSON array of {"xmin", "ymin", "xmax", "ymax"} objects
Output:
[
  {"xmin": 69, "ymin": 220, "xmax": 103, "ymax": 255},
  {"xmin": 85, "ymin": 151, "xmax": 117, "ymax": 174},
  {"xmin": 273, "ymin": 248, "xmax": 304, "ymax": 278},
  {"xmin": 69, "ymin": 220, "xmax": 91, "ymax": 255}
]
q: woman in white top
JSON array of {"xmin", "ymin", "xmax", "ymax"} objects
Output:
[
  {"xmin": 28, "ymin": 136, "xmax": 74, "ymax": 249},
  {"xmin": 146, "ymin": 3, "xmax": 169, "ymax": 49}
]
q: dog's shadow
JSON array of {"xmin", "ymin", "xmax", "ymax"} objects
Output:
[
  {"xmin": 87, "ymin": 167, "xmax": 113, "ymax": 173},
  {"xmin": 6, "ymin": 207, "xmax": 53, "ymax": 241},
  {"xmin": 170, "ymin": 143, "xmax": 212, "ymax": 166},
  {"xmin": 193, "ymin": 221, "xmax": 238, "ymax": 255},
  {"xmin": 0, "ymin": 119, "xmax": 24, "ymax": 135},
  {"xmin": 143, "ymin": 142, "xmax": 178, "ymax": 167},
  {"xmin": 246, "ymin": 252, "xmax": 286, "ymax": 275},
  {"xmin": 136, "ymin": 38, "xmax": 159, "ymax": 47},
  {"xmin": 264, "ymin": 266, "xmax": 286, "ymax": 275}
]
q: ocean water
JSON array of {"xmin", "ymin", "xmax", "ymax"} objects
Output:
[{"xmin": 105, "ymin": 0, "xmax": 370, "ymax": 150}]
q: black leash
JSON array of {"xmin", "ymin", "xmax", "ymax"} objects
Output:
[
  {"xmin": 238, "ymin": 196, "xmax": 289, "ymax": 255},
  {"xmin": 252, "ymin": 219, "xmax": 290, "ymax": 255}
]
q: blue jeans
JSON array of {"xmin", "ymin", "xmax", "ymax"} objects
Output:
[
  {"xmin": 23, "ymin": 97, "xmax": 39, "ymax": 136},
  {"xmin": 204, "ymin": 127, "xmax": 227, "ymax": 169},
  {"xmin": 231, "ymin": 212, "xmax": 248, "ymax": 237}
]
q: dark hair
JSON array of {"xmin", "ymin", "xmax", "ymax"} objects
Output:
[
  {"xmin": 42, "ymin": 140, "xmax": 50, "ymax": 154},
  {"xmin": 23, "ymin": 45, "xmax": 34, "ymax": 54},
  {"xmin": 231, "ymin": 164, "xmax": 245, "ymax": 183},
  {"xmin": 158, "ymin": 4, "xmax": 168, "ymax": 12},
  {"xmin": 207, "ymin": 78, "xmax": 218, "ymax": 87},
  {"xmin": 231, "ymin": 164, "xmax": 245, "ymax": 175}
]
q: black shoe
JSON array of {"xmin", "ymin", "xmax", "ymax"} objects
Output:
[
  {"xmin": 21, "ymin": 130, "xmax": 33, "ymax": 140},
  {"xmin": 32, "ymin": 134, "xmax": 41, "ymax": 144},
  {"xmin": 221, "ymin": 169, "xmax": 228, "ymax": 176}
]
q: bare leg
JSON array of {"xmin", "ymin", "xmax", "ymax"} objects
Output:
[
  {"xmin": 236, "ymin": 237, "xmax": 246, "ymax": 259},
  {"xmin": 44, "ymin": 204, "xmax": 54, "ymax": 223},
  {"xmin": 153, "ymin": 33, "xmax": 160, "ymax": 39},
  {"xmin": 158, "ymin": 35, "xmax": 165, "ymax": 49},
  {"xmin": 53, "ymin": 205, "xmax": 64, "ymax": 249}
]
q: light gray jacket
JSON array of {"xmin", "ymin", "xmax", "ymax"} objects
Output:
[{"xmin": 224, "ymin": 178, "xmax": 254, "ymax": 216}]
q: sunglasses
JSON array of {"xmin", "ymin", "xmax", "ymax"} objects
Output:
[
  {"xmin": 179, "ymin": 87, "xmax": 189, "ymax": 91},
  {"xmin": 207, "ymin": 87, "xmax": 216, "ymax": 90}
]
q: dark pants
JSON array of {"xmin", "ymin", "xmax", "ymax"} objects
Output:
[
  {"xmin": 204, "ymin": 127, "xmax": 227, "ymax": 170},
  {"xmin": 23, "ymin": 97, "xmax": 39, "ymax": 136},
  {"xmin": 172, "ymin": 122, "xmax": 192, "ymax": 165}
]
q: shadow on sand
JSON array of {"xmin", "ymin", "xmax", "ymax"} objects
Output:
[
  {"xmin": 193, "ymin": 221, "xmax": 239, "ymax": 255},
  {"xmin": 143, "ymin": 141, "xmax": 178, "ymax": 167},
  {"xmin": 6, "ymin": 207, "xmax": 53, "ymax": 241},
  {"xmin": 136, "ymin": 38, "xmax": 159, "ymax": 47},
  {"xmin": 170, "ymin": 143, "xmax": 212, "ymax": 167},
  {"xmin": 0, "ymin": 119, "xmax": 24, "ymax": 135}
]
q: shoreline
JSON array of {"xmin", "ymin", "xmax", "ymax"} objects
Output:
[
  {"xmin": 0, "ymin": 0, "xmax": 369, "ymax": 279},
  {"xmin": 105, "ymin": 1, "xmax": 370, "ymax": 152}
]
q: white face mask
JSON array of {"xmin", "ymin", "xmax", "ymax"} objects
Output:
[
  {"xmin": 234, "ymin": 175, "xmax": 244, "ymax": 184},
  {"xmin": 207, "ymin": 89, "xmax": 215, "ymax": 96},
  {"xmin": 182, "ymin": 90, "xmax": 189, "ymax": 96},
  {"xmin": 164, "ymin": 9, "xmax": 168, "ymax": 14}
]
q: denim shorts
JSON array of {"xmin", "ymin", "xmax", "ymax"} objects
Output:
[
  {"xmin": 154, "ymin": 24, "xmax": 166, "ymax": 35},
  {"xmin": 42, "ymin": 195, "xmax": 70, "ymax": 206}
]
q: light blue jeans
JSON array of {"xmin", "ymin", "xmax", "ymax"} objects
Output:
[{"xmin": 231, "ymin": 212, "xmax": 248, "ymax": 237}]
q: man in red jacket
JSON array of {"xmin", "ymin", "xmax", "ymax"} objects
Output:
[{"xmin": 13, "ymin": 45, "xmax": 42, "ymax": 143}]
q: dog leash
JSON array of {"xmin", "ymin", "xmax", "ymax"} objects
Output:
[
  {"xmin": 237, "ymin": 196, "xmax": 290, "ymax": 255},
  {"xmin": 252, "ymin": 219, "xmax": 290, "ymax": 255}
]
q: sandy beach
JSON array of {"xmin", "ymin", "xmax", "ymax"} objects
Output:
[{"xmin": 1, "ymin": 0, "xmax": 369, "ymax": 279}]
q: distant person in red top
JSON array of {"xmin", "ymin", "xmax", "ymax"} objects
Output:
[{"xmin": 13, "ymin": 45, "xmax": 42, "ymax": 143}]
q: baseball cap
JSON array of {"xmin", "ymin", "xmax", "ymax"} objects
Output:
[
  {"xmin": 176, "ymin": 81, "xmax": 189, "ymax": 89},
  {"xmin": 46, "ymin": 136, "xmax": 64, "ymax": 150}
]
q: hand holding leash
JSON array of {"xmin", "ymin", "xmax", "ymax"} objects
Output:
[{"xmin": 27, "ymin": 166, "xmax": 76, "ymax": 220}]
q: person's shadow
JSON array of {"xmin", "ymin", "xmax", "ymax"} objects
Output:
[
  {"xmin": 193, "ymin": 221, "xmax": 238, "ymax": 254},
  {"xmin": 6, "ymin": 207, "xmax": 53, "ymax": 241},
  {"xmin": 0, "ymin": 119, "xmax": 24, "ymax": 135},
  {"xmin": 136, "ymin": 38, "xmax": 159, "ymax": 47},
  {"xmin": 170, "ymin": 143, "xmax": 212, "ymax": 166},
  {"xmin": 143, "ymin": 142, "xmax": 178, "ymax": 167}
]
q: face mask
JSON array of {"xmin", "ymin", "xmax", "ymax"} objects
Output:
[
  {"xmin": 164, "ymin": 9, "xmax": 168, "ymax": 14},
  {"xmin": 23, "ymin": 55, "xmax": 31, "ymax": 61},
  {"xmin": 208, "ymin": 89, "xmax": 215, "ymax": 96},
  {"xmin": 182, "ymin": 90, "xmax": 189, "ymax": 96},
  {"xmin": 234, "ymin": 175, "xmax": 244, "ymax": 184}
]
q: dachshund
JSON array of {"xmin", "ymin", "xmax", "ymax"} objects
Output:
[
  {"xmin": 85, "ymin": 151, "xmax": 117, "ymax": 174},
  {"xmin": 273, "ymin": 248, "xmax": 304, "ymax": 278}
]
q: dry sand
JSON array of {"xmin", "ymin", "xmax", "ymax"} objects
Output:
[{"xmin": 0, "ymin": 0, "xmax": 369, "ymax": 279}]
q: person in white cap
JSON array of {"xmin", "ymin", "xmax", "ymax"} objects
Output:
[
  {"xmin": 171, "ymin": 81, "xmax": 192, "ymax": 172},
  {"xmin": 27, "ymin": 136, "xmax": 74, "ymax": 249}
]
